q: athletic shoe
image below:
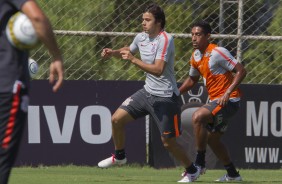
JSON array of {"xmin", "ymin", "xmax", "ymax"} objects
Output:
[
  {"xmin": 178, "ymin": 167, "xmax": 200, "ymax": 183},
  {"xmin": 215, "ymin": 174, "xmax": 242, "ymax": 182},
  {"xmin": 98, "ymin": 154, "xmax": 127, "ymax": 168},
  {"xmin": 198, "ymin": 166, "xmax": 206, "ymax": 175},
  {"xmin": 181, "ymin": 166, "xmax": 206, "ymax": 176}
]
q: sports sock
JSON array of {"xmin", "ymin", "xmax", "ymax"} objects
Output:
[
  {"xmin": 224, "ymin": 162, "xmax": 240, "ymax": 177},
  {"xmin": 185, "ymin": 163, "xmax": 197, "ymax": 174},
  {"xmin": 195, "ymin": 150, "xmax": 206, "ymax": 167},
  {"xmin": 115, "ymin": 149, "xmax": 126, "ymax": 160}
]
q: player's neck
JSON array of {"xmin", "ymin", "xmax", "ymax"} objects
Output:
[
  {"xmin": 199, "ymin": 42, "xmax": 210, "ymax": 53},
  {"xmin": 148, "ymin": 28, "xmax": 163, "ymax": 39}
]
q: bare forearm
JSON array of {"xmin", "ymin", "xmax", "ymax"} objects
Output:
[
  {"xmin": 179, "ymin": 76, "xmax": 198, "ymax": 94},
  {"xmin": 226, "ymin": 65, "xmax": 247, "ymax": 94},
  {"xmin": 36, "ymin": 20, "xmax": 62, "ymax": 60},
  {"xmin": 21, "ymin": 0, "xmax": 64, "ymax": 92},
  {"xmin": 112, "ymin": 47, "xmax": 130, "ymax": 58},
  {"xmin": 131, "ymin": 58, "xmax": 163, "ymax": 77},
  {"xmin": 22, "ymin": 1, "xmax": 62, "ymax": 61}
]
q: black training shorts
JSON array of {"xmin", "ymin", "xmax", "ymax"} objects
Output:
[
  {"xmin": 120, "ymin": 88, "xmax": 182, "ymax": 138},
  {"xmin": 203, "ymin": 100, "xmax": 240, "ymax": 133}
]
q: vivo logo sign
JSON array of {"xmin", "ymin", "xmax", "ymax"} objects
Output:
[
  {"xmin": 246, "ymin": 101, "xmax": 282, "ymax": 137},
  {"xmin": 28, "ymin": 106, "xmax": 112, "ymax": 144}
]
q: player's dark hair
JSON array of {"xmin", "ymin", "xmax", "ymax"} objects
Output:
[
  {"xmin": 144, "ymin": 3, "xmax": 166, "ymax": 29},
  {"xmin": 192, "ymin": 20, "xmax": 212, "ymax": 35}
]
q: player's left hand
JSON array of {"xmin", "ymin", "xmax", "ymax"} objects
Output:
[
  {"xmin": 217, "ymin": 94, "xmax": 230, "ymax": 107},
  {"xmin": 120, "ymin": 50, "xmax": 134, "ymax": 61}
]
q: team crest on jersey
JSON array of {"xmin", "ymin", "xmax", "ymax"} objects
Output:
[
  {"xmin": 122, "ymin": 97, "xmax": 133, "ymax": 106},
  {"xmin": 193, "ymin": 49, "xmax": 202, "ymax": 62}
]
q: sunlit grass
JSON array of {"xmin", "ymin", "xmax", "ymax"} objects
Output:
[{"xmin": 9, "ymin": 165, "xmax": 282, "ymax": 184}]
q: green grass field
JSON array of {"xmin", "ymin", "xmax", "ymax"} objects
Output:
[{"xmin": 9, "ymin": 165, "xmax": 282, "ymax": 184}]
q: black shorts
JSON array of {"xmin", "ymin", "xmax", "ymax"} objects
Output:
[
  {"xmin": 203, "ymin": 100, "xmax": 240, "ymax": 133},
  {"xmin": 120, "ymin": 88, "xmax": 181, "ymax": 138},
  {"xmin": 0, "ymin": 81, "xmax": 28, "ymax": 183}
]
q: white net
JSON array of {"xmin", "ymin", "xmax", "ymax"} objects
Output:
[{"xmin": 31, "ymin": 0, "xmax": 282, "ymax": 84}]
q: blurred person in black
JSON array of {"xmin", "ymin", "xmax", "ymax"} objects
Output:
[{"xmin": 0, "ymin": 0, "xmax": 64, "ymax": 183}]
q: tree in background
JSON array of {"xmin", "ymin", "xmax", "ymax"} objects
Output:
[
  {"xmin": 244, "ymin": 1, "xmax": 282, "ymax": 84},
  {"xmin": 31, "ymin": 0, "xmax": 281, "ymax": 83}
]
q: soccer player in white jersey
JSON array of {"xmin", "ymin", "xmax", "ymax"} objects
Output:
[
  {"xmin": 179, "ymin": 20, "xmax": 247, "ymax": 182},
  {"xmin": 98, "ymin": 3, "xmax": 200, "ymax": 183}
]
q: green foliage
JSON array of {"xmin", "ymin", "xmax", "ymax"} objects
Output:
[
  {"xmin": 243, "ymin": 2, "xmax": 282, "ymax": 84},
  {"xmin": 31, "ymin": 0, "xmax": 281, "ymax": 83}
]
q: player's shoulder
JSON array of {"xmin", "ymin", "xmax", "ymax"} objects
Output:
[
  {"xmin": 135, "ymin": 32, "xmax": 148, "ymax": 42},
  {"xmin": 159, "ymin": 31, "xmax": 173, "ymax": 40},
  {"xmin": 212, "ymin": 46, "xmax": 231, "ymax": 55},
  {"xmin": 211, "ymin": 46, "xmax": 236, "ymax": 61}
]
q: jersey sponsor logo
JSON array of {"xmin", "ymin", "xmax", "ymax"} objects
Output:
[
  {"xmin": 140, "ymin": 40, "xmax": 149, "ymax": 47},
  {"xmin": 140, "ymin": 43, "xmax": 147, "ymax": 47},
  {"xmin": 193, "ymin": 49, "xmax": 202, "ymax": 62},
  {"xmin": 28, "ymin": 105, "xmax": 112, "ymax": 144}
]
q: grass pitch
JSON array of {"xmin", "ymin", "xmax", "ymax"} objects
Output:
[{"xmin": 9, "ymin": 165, "xmax": 282, "ymax": 184}]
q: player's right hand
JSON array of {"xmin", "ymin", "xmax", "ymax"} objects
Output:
[
  {"xmin": 101, "ymin": 48, "xmax": 113, "ymax": 58},
  {"xmin": 49, "ymin": 59, "xmax": 64, "ymax": 93}
]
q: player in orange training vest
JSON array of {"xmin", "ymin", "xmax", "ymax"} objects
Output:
[{"xmin": 179, "ymin": 20, "xmax": 247, "ymax": 182}]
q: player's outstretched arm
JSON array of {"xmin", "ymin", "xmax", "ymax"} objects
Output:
[
  {"xmin": 179, "ymin": 76, "xmax": 199, "ymax": 94},
  {"xmin": 101, "ymin": 47, "xmax": 130, "ymax": 59},
  {"xmin": 21, "ymin": 0, "xmax": 64, "ymax": 92}
]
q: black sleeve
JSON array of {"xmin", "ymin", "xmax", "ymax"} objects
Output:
[{"xmin": 8, "ymin": 0, "xmax": 28, "ymax": 11}]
